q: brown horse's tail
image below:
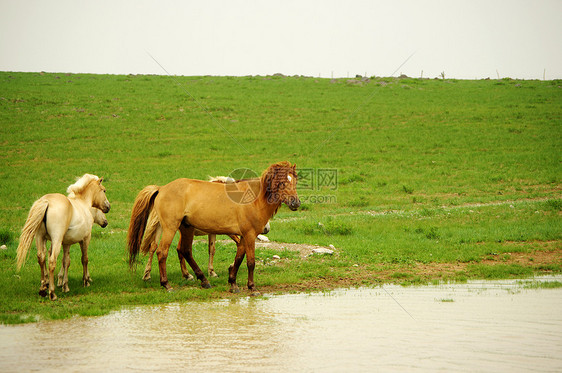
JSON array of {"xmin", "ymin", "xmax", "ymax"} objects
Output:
[
  {"xmin": 140, "ymin": 210, "xmax": 160, "ymax": 255},
  {"xmin": 16, "ymin": 197, "xmax": 49, "ymax": 270},
  {"xmin": 127, "ymin": 185, "xmax": 159, "ymax": 268}
]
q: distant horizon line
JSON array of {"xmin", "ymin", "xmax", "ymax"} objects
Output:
[{"xmin": 2, "ymin": 69, "xmax": 560, "ymax": 81}]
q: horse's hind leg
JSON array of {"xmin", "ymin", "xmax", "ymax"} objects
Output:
[
  {"xmin": 179, "ymin": 225, "xmax": 211, "ymax": 289},
  {"xmin": 142, "ymin": 242, "xmax": 157, "ymax": 281},
  {"xmin": 80, "ymin": 237, "xmax": 92, "ymax": 287},
  {"xmin": 57, "ymin": 244, "xmax": 71, "ymax": 292},
  {"xmin": 36, "ymin": 233, "xmax": 49, "ymax": 297},
  {"xmin": 157, "ymin": 228, "xmax": 176, "ymax": 291},
  {"xmin": 47, "ymin": 238, "xmax": 63, "ymax": 300},
  {"xmin": 176, "ymin": 232, "xmax": 194, "ymax": 281},
  {"xmin": 208, "ymin": 234, "xmax": 218, "ymax": 277}
]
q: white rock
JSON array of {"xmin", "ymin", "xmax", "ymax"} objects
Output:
[
  {"xmin": 328, "ymin": 244, "xmax": 335, "ymax": 250},
  {"xmin": 312, "ymin": 248, "xmax": 334, "ymax": 255},
  {"xmin": 0, "ymin": 245, "xmax": 6, "ymax": 250},
  {"xmin": 257, "ymin": 234, "xmax": 269, "ymax": 242},
  {"xmin": 272, "ymin": 255, "xmax": 281, "ymax": 260}
]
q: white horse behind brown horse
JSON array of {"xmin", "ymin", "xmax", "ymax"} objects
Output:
[{"xmin": 16, "ymin": 174, "xmax": 110, "ymax": 300}]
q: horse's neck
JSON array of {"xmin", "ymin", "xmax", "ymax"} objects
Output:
[
  {"xmin": 67, "ymin": 196, "xmax": 94, "ymax": 228},
  {"xmin": 256, "ymin": 184, "xmax": 282, "ymax": 221},
  {"xmin": 69, "ymin": 186, "xmax": 95, "ymax": 208},
  {"xmin": 68, "ymin": 195, "xmax": 90, "ymax": 211}
]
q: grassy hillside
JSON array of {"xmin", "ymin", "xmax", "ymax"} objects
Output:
[{"xmin": 0, "ymin": 71, "xmax": 560, "ymax": 323}]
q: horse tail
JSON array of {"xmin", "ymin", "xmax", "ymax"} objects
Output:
[
  {"xmin": 140, "ymin": 210, "xmax": 160, "ymax": 255},
  {"xmin": 16, "ymin": 197, "xmax": 49, "ymax": 270},
  {"xmin": 127, "ymin": 185, "xmax": 159, "ymax": 268}
]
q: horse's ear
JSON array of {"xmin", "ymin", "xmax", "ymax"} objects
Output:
[
  {"xmin": 292, "ymin": 164, "xmax": 296, "ymax": 171},
  {"xmin": 99, "ymin": 177, "xmax": 104, "ymax": 183}
]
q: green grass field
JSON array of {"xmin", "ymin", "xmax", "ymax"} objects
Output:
[{"xmin": 1, "ymin": 71, "xmax": 560, "ymax": 324}]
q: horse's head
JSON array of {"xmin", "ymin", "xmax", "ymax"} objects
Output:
[
  {"xmin": 262, "ymin": 161, "xmax": 301, "ymax": 211},
  {"xmin": 90, "ymin": 207, "xmax": 108, "ymax": 228},
  {"xmin": 92, "ymin": 177, "xmax": 111, "ymax": 213},
  {"xmin": 67, "ymin": 174, "xmax": 111, "ymax": 213}
]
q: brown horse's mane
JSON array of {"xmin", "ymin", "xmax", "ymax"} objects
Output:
[{"xmin": 260, "ymin": 161, "xmax": 297, "ymax": 215}]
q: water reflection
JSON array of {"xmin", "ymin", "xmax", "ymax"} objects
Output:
[{"xmin": 1, "ymin": 278, "xmax": 562, "ymax": 372}]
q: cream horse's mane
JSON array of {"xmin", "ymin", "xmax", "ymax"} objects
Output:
[
  {"xmin": 208, "ymin": 176, "xmax": 235, "ymax": 183},
  {"xmin": 67, "ymin": 174, "xmax": 100, "ymax": 198}
]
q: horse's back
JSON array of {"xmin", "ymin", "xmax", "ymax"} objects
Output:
[
  {"xmin": 155, "ymin": 178, "xmax": 242, "ymax": 234},
  {"xmin": 42, "ymin": 193, "xmax": 72, "ymax": 214}
]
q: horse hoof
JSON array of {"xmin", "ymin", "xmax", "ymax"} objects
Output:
[
  {"xmin": 250, "ymin": 290, "xmax": 261, "ymax": 297},
  {"xmin": 49, "ymin": 292, "xmax": 57, "ymax": 301},
  {"xmin": 209, "ymin": 271, "xmax": 218, "ymax": 278},
  {"xmin": 142, "ymin": 274, "xmax": 151, "ymax": 281},
  {"xmin": 230, "ymin": 286, "xmax": 240, "ymax": 294},
  {"xmin": 62, "ymin": 286, "xmax": 70, "ymax": 293},
  {"xmin": 166, "ymin": 287, "xmax": 175, "ymax": 293},
  {"xmin": 201, "ymin": 282, "xmax": 212, "ymax": 289},
  {"xmin": 184, "ymin": 274, "xmax": 195, "ymax": 281},
  {"xmin": 39, "ymin": 289, "xmax": 48, "ymax": 297}
]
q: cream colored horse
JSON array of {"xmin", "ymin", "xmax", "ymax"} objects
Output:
[
  {"xmin": 16, "ymin": 174, "xmax": 110, "ymax": 300},
  {"xmin": 56, "ymin": 207, "xmax": 108, "ymax": 293}
]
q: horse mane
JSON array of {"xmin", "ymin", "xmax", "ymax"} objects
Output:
[
  {"xmin": 208, "ymin": 176, "xmax": 235, "ymax": 183},
  {"xmin": 260, "ymin": 161, "xmax": 296, "ymax": 215},
  {"xmin": 67, "ymin": 174, "xmax": 100, "ymax": 197}
]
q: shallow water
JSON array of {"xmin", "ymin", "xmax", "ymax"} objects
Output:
[{"xmin": 2, "ymin": 277, "xmax": 562, "ymax": 372}]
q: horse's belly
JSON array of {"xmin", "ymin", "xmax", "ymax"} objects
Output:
[
  {"xmin": 62, "ymin": 225, "xmax": 90, "ymax": 245},
  {"xmin": 186, "ymin": 215, "xmax": 239, "ymax": 235}
]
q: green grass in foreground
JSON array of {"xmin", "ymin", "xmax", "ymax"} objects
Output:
[{"xmin": 0, "ymin": 72, "xmax": 560, "ymax": 324}]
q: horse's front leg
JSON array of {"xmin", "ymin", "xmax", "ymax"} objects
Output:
[
  {"xmin": 208, "ymin": 234, "xmax": 218, "ymax": 277},
  {"xmin": 80, "ymin": 236, "xmax": 92, "ymax": 287},
  {"xmin": 228, "ymin": 238, "xmax": 246, "ymax": 294},
  {"xmin": 36, "ymin": 233, "xmax": 49, "ymax": 297},
  {"xmin": 245, "ymin": 238, "xmax": 260, "ymax": 296},
  {"xmin": 47, "ymin": 239, "xmax": 63, "ymax": 300},
  {"xmin": 57, "ymin": 244, "xmax": 71, "ymax": 293}
]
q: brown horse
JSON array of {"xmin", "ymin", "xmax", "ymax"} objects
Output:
[
  {"xmin": 16, "ymin": 174, "xmax": 111, "ymax": 300},
  {"xmin": 140, "ymin": 176, "xmax": 270, "ymax": 281},
  {"xmin": 127, "ymin": 161, "xmax": 300, "ymax": 295}
]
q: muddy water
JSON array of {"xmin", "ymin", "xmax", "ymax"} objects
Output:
[{"xmin": 2, "ymin": 278, "xmax": 562, "ymax": 372}]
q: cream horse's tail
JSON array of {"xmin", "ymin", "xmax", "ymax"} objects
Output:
[{"xmin": 16, "ymin": 197, "xmax": 49, "ymax": 270}]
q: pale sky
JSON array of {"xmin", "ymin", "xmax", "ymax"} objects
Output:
[{"xmin": 1, "ymin": 0, "xmax": 561, "ymax": 79}]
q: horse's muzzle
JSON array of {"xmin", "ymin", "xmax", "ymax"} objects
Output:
[
  {"xmin": 102, "ymin": 202, "xmax": 111, "ymax": 213},
  {"xmin": 288, "ymin": 197, "xmax": 301, "ymax": 211}
]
